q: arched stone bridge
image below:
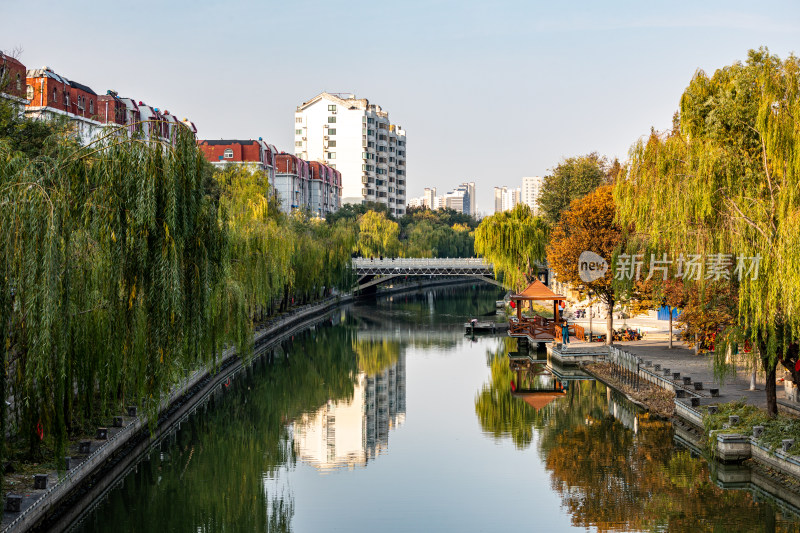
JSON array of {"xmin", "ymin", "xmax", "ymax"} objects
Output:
[{"xmin": 352, "ymin": 258, "xmax": 500, "ymax": 291}]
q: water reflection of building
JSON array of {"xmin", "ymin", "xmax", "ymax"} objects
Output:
[{"xmin": 294, "ymin": 354, "xmax": 406, "ymax": 471}]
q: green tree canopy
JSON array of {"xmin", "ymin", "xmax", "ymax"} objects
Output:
[
  {"xmin": 474, "ymin": 204, "xmax": 549, "ymax": 291},
  {"xmin": 538, "ymin": 152, "xmax": 612, "ymax": 226},
  {"xmin": 357, "ymin": 210, "xmax": 400, "ymax": 258}
]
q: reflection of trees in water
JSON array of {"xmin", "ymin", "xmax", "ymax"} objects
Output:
[
  {"xmin": 376, "ymin": 284, "xmax": 505, "ymax": 324},
  {"xmin": 350, "ymin": 285, "xmax": 505, "ymax": 350},
  {"xmin": 353, "ymin": 338, "xmax": 400, "ymax": 375},
  {"xmin": 474, "ymin": 347, "xmax": 794, "ymax": 532},
  {"xmin": 474, "ymin": 340, "xmax": 550, "ymax": 449},
  {"xmin": 73, "ymin": 325, "xmax": 359, "ymax": 533}
]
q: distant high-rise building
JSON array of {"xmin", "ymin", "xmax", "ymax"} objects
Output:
[
  {"xmin": 423, "ymin": 187, "xmax": 436, "ymax": 208},
  {"xmin": 461, "ymin": 182, "xmax": 476, "ymax": 215},
  {"xmin": 521, "ymin": 176, "xmax": 544, "ymax": 216},
  {"xmin": 494, "ymin": 186, "xmax": 520, "ymax": 213},
  {"xmin": 295, "ymin": 92, "xmax": 406, "ymax": 216}
]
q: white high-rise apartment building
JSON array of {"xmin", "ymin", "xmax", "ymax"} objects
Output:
[
  {"xmin": 521, "ymin": 176, "xmax": 544, "ymax": 215},
  {"xmin": 494, "ymin": 186, "xmax": 520, "ymax": 213},
  {"xmin": 295, "ymin": 92, "xmax": 407, "ymax": 216},
  {"xmin": 423, "ymin": 187, "xmax": 436, "ymax": 208}
]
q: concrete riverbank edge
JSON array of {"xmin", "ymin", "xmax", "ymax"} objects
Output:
[
  {"xmin": 2, "ymin": 276, "xmax": 480, "ymax": 532},
  {"xmin": 577, "ymin": 343, "xmax": 800, "ymax": 507}
]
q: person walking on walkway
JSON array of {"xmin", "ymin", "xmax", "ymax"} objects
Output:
[{"xmin": 562, "ymin": 321, "xmax": 570, "ymax": 346}]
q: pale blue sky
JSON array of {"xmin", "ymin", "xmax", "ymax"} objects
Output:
[{"xmin": 2, "ymin": 0, "xmax": 798, "ymax": 212}]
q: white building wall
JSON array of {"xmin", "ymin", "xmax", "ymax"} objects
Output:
[
  {"xmin": 296, "ymin": 93, "xmax": 405, "ymax": 215},
  {"xmin": 296, "ymin": 96, "xmax": 365, "ymax": 205},
  {"xmin": 521, "ymin": 176, "xmax": 543, "ymax": 216}
]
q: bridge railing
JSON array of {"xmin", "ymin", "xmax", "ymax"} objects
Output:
[{"xmin": 352, "ymin": 257, "xmax": 491, "ymax": 269}]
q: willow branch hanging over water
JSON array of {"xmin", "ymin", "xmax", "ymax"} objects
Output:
[
  {"xmin": 0, "ymin": 126, "xmax": 251, "ymax": 468},
  {"xmin": 474, "ymin": 204, "xmax": 549, "ymax": 291}
]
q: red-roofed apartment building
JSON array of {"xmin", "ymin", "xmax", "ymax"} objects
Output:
[
  {"xmin": 0, "ymin": 52, "xmax": 29, "ymax": 112},
  {"xmin": 275, "ymin": 153, "xmax": 310, "ymax": 214},
  {"xmin": 25, "ymin": 66, "xmax": 101, "ymax": 143},
  {"xmin": 308, "ymin": 161, "xmax": 342, "ymax": 217},
  {"xmin": 198, "ymin": 139, "xmax": 277, "ymax": 199}
]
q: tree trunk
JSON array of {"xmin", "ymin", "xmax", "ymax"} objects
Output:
[
  {"xmin": 763, "ymin": 353, "xmax": 778, "ymax": 417},
  {"xmin": 606, "ymin": 299, "xmax": 614, "ymax": 345}
]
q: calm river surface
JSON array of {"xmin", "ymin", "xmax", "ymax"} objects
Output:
[{"xmin": 71, "ymin": 285, "xmax": 800, "ymax": 532}]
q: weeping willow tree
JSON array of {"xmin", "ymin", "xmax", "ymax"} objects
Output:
[
  {"xmin": 288, "ymin": 215, "xmax": 355, "ymax": 305},
  {"xmin": 215, "ymin": 166, "xmax": 294, "ymax": 319},
  {"xmin": 616, "ymin": 48, "xmax": 800, "ymax": 415},
  {"xmin": 0, "ymin": 125, "xmax": 249, "ymax": 470},
  {"xmin": 356, "ymin": 210, "xmax": 399, "ymax": 258},
  {"xmin": 474, "ymin": 203, "xmax": 549, "ymax": 291}
]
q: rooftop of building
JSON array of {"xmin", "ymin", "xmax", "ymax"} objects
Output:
[
  {"xmin": 0, "ymin": 53, "xmax": 25, "ymax": 70},
  {"xmin": 199, "ymin": 139, "xmax": 260, "ymax": 146},
  {"xmin": 68, "ymin": 79, "xmax": 97, "ymax": 95},
  {"xmin": 27, "ymin": 67, "xmax": 70, "ymax": 85},
  {"xmin": 297, "ymin": 91, "xmax": 385, "ymax": 113}
]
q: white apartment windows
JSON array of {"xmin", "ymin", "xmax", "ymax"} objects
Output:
[
  {"xmin": 328, "ymin": 140, "xmax": 337, "ymax": 147},
  {"xmin": 295, "ymin": 129, "xmax": 303, "ymax": 135},
  {"xmin": 328, "ymin": 116, "xmax": 336, "ymax": 123},
  {"xmin": 65, "ymin": 93, "xmax": 70, "ymax": 106},
  {"xmin": 367, "ymin": 129, "xmax": 375, "ymax": 136},
  {"xmin": 295, "ymin": 141, "xmax": 303, "ymax": 147},
  {"xmin": 327, "ymin": 104, "xmax": 336, "ymax": 111},
  {"xmin": 328, "ymin": 128, "xmax": 336, "ymax": 135},
  {"xmin": 223, "ymin": 148, "xmax": 234, "ymax": 159},
  {"xmin": 89, "ymin": 99, "xmax": 94, "ymax": 114},
  {"xmin": 367, "ymin": 118, "xmax": 374, "ymax": 124},
  {"xmin": 327, "ymin": 152, "xmax": 336, "ymax": 159},
  {"xmin": 26, "ymin": 85, "xmax": 33, "ymax": 100},
  {"xmin": 295, "ymin": 117, "xmax": 302, "ymax": 123},
  {"xmin": 378, "ymin": 146, "xmax": 387, "ymax": 152},
  {"xmin": 52, "ymin": 88, "xmax": 57, "ymax": 102},
  {"xmin": 368, "ymin": 141, "xmax": 375, "ymax": 148},
  {"xmin": 329, "ymin": 164, "xmax": 335, "ymax": 169}
]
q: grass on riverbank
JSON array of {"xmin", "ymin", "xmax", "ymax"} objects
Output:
[{"xmin": 702, "ymin": 400, "xmax": 800, "ymax": 455}]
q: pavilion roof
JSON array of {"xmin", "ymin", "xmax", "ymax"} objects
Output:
[
  {"xmin": 510, "ymin": 279, "xmax": 566, "ymax": 301},
  {"xmin": 516, "ymin": 391, "xmax": 566, "ymax": 410}
]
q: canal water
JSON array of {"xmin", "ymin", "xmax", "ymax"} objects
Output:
[{"xmin": 71, "ymin": 285, "xmax": 800, "ymax": 532}]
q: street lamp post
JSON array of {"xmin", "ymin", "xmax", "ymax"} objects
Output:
[{"xmin": 588, "ymin": 289, "xmax": 593, "ymax": 342}]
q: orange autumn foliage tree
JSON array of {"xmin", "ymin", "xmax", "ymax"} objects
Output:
[{"xmin": 547, "ymin": 185, "xmax": 624, "ymax": 344}]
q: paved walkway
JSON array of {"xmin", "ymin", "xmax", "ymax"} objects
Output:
[{"xmin": 614, "ymin": 339, "xmax": 772, "ymax": 411}]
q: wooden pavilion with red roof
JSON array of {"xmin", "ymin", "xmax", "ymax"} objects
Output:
[{"xmin": 508, "ymin": 279, "xmax": 582, "ymax": 342}]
